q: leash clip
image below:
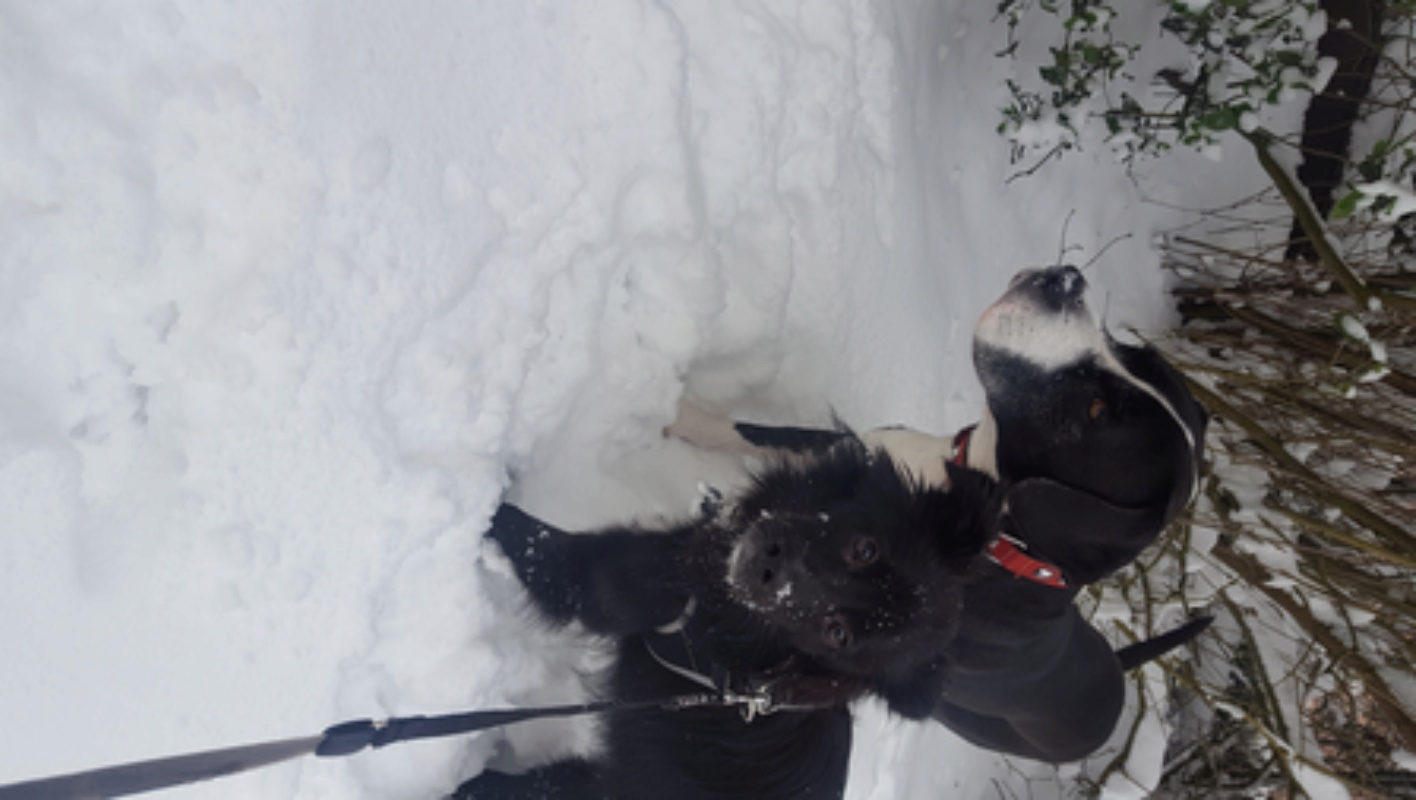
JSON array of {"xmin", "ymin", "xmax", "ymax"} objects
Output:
[
  {"xmin": 722, "ymin": 687, "xmax": 778, "ymax": 723},
  {"xmin": 706, "ymin": 664, "xmax": 778, "ymax": 722}
]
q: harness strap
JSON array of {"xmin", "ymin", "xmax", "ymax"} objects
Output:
[
  {"xmin": 643, "ymin": 632, "xmax": 784, "ymax": 722},
  {"xmin": 654, "ymin": 597, "xmax": 698, "ymax": 635},
  {"xmin": 644, "ymin": 634, "xmax": 718, "ymax": 692},
  {"xmin": 952, "ymin": 424, "xmax": 1069, "ymax": 590}
]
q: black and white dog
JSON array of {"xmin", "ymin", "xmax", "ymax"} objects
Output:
[
  {"xmin": 936, "ymin": 265, "xmax": 1209, "ymax": 761},
  {"xmin": 457, "ymin": 436, "xmax": 1006, "ymax": 799},
  {"xmin": 670, "ymin": 265, "xmax": 1209, "ymax": 762},
  {"xmin": 455, "ymin": 265, "xmax": 1208, "ymax": 797}
]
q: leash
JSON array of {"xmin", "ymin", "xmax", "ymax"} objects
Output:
[{"xmin": 0, "ymin": 691, "xmax": 748, "ymax": 800}]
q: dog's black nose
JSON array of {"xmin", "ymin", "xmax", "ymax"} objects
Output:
[
  {"xmin": 1010, "ymin": 265, "xmax": 1087, "ymax": 309},
  {"xmin": 1045, "ymin": 264, "xmax": 1086, "ymax": 296},
  {"xmin": 729, "ymin": 531, "xmax": 803, "ymax": 607},
  {"xmin": 1052, "ymin": 265, "xmax": 1085, "ymax": 295},
  {"xmin": 754, "ymin": 539, "xmax": 786, "ymax": 588}
]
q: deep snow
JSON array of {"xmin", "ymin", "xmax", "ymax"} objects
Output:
[{"xmin": 0, "ymin": 2, "xmax": 1279, "ymax": 798}]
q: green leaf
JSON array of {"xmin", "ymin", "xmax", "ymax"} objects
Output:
[
  {"xmin": 1201, "ymin": 107, "xmax": 1239, "ymax": 131},
  {"xmin": 1330, "ymin": 190, "xmax": 1363, "ymax": 221}
]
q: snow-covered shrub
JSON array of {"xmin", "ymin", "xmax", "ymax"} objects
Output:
[
  {"xmin": 998, "ymin": 0, "xmax": 1331, "ymax": 159},
  {"xmin": 1143, "ymin": 204, "xmax": 1416, "ymax": 798},
  {"xmin": 1000, "ymin": 1, "xmax": 1416, "ymax": 249},
  {"xmin": 992, "ymin": 6, "xmax": 1416, "ymax": 796}
]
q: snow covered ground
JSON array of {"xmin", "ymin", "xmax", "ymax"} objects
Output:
[{"xmin": 0, "ymin": 2, "xmax": 1281, "ymax": 798}]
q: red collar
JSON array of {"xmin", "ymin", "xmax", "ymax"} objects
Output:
[
  {"xmin": 950, "ymin": 425, "xmax": 976, "ymax": 467},
  {"xmin": 953, "ymin": 425, "xmax": 1068, "ymax": 590},
  {"xmin": 985, "ymin": 535, "xmax": 1068, "ymax": 589}
]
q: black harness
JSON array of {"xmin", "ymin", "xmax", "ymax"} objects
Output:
[{"xmin": 641, "ymin": 596, "xmax": 821, "ymax": 722}]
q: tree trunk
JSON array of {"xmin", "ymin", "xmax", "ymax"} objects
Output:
[{"xmin": 1285, "ymin": 0, "xmax": 1385, "ymax": 262}]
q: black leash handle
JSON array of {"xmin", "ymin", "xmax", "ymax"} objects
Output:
[
  {"xmin": 0, "ymin": 735, "xmax": 324, "ymax": 800},
  {"xmin": 0, "ymin": 697, "xmax": 718, "ymax": 800}
]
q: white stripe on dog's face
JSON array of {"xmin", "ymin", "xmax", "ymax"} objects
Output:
[{"xmin": 974, "ymin": 293, "xmax": 1105, "ymax": 372}]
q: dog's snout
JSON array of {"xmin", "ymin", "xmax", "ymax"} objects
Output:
[
  {"xmin": 752, "ymin": 537, "xmax": 787, "ymax": 587},
  {"xmin": 1007, "ymin": 265, "xmax": 1087, "ymax": 310},
  {"xmin": 729, "ymin": 530, "xmax": 804, "ymax": 607},
  {"xmin": 1052, "ymin": 265, "xmax": 1085, "ymax": 296},
  {"xmin": 1007, "ymin": 268, "xmax": 1040, "ymax": 290},
  {"xmin": 757, "ymin": 541, "xmax": 781, "ymax": 585},
  {"xmin": 1022, "ymin": 264, "xmax": 1084, "ymax": 293}
]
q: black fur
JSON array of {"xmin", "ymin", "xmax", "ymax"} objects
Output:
[
  {"xmin": 733, "ymin": 422, "xmax": 848, "ymax": 454},
  {"xmin": 454, "ymin": 437, "xmax": 1003, "ymax": 800},
  {"xmin": 680, "ymin": 266, "xmax": 1212, "ymax": 764},
  {"xmin": 923, "ymin": 265, "xmax": 1210, "ymax": 762}
]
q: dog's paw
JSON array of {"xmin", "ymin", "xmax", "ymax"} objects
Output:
[
  {"xmin": 451, "ymin": 760, "xmax": 597, "ymax": 799},
  {"xmin": 484, "ymin": 504, "xmax": 582, "ymax": 624},
  {"xmin": 486, "ymin": 505, "xmax": 580, "ymax": 579},
  {"xmin": 485, "ymin": 503, "xmax": 552, "ymax": 559},
  {"xmin": 449, "ymin": 771, "xmax": 536, "ymax": 800}
]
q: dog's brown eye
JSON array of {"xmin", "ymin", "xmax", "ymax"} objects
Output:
[
  {"xmin": 821, "ymin": 614, "xmax": 853, "ymax": 650},
  {"xmin": 845, "ymin": 536, "xmax": 879, "ymax": 568},
  {"xmin": 1088, "ymin": 399, "xmax": 1106, "ymax": 420}
]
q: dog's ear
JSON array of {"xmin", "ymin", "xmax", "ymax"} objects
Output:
[
  {"xmin": 1007, "ymin": 479, "xmax": 1167, "ymax": 584},
  {"xmin": 1110, "ymin": 340, "xmax": 1208, "ymax": 450},
  {"xmin": 931, "ymin": 463, "xmax": 1006, "ymax": 562}
]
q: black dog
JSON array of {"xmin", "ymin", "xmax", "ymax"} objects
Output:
[
  {"xmin": 967, "ymin": 265, "xmax": 1206, "ymax": 581},
  {"xmin": 455, "ymin": 436, "xmax": 1004, "ymax": 799},
  {"xmin": 668, "ymin": 265, "xmax": 1210, "ymax": 762},
  {"xmin": 934, "ymin": 264, "xmax": 1210, "ymax": 761}
]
